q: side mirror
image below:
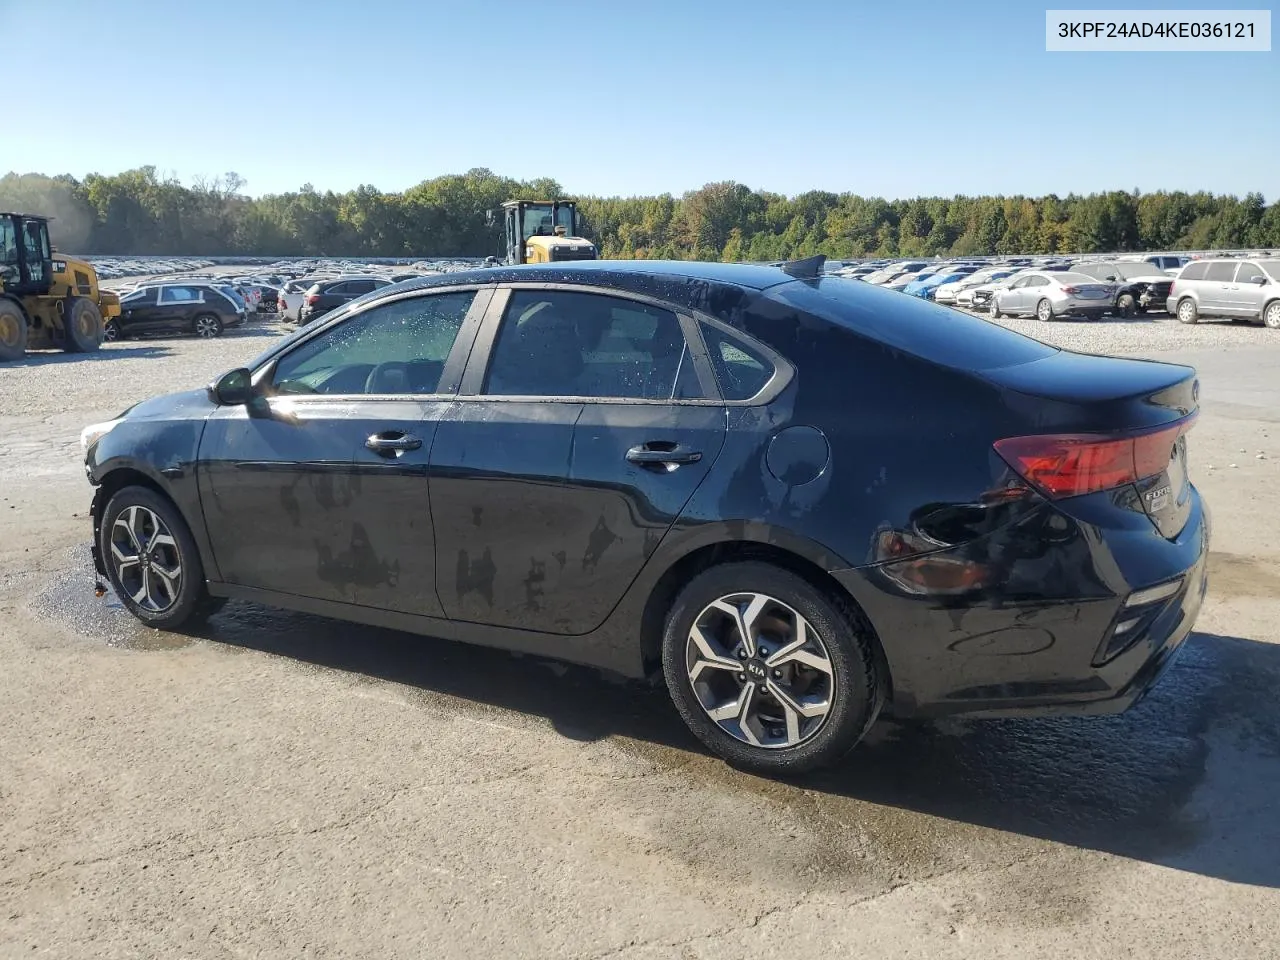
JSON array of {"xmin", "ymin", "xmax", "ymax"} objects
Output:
[
  {"xmin": 1253, "ymin": 275, "xmax": 1268, "ymax": 285},
  {"xmin": 209, "ymin": 367, "xmax": 254, "ymax": 405}
]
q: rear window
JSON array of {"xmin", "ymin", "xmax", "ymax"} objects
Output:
[
  {"xmin": 778, "ymin": 279, "xmax": 1059, "ymax": 371},
  {"xmin": 1057, "ymin": 272, "xmax": 1100, "ymax": 285}
]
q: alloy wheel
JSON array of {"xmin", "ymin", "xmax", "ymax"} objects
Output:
[
  {"xmin": 103, "ymin": 321, "xmax": 120, "ymax": 342},
  {"xmin": 1178, "ymin": 300, "xmax": 1196, "ymax": 323},
  {"xmin": 195, "ymin": 317, "xmax": 221, "ymax": 338},
  {"xmin": 685, "ymin": 592, "xmax": 834, "ymax": 749},
  {"xmin": 1266, "ymin": 303, "xmax": 1280, "ymax": 329},
  {"xmin": 1037, "ymin": 300, "xmax": 1052, "ymax": 322},
  {"xmin": 109, "ymin": 505, "xmax": 183, "ymax": 612}
]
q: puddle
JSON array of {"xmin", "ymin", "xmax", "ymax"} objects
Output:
[{"xmin": 31, "ymin": 546, "xmax": 196, "ymax": 650}]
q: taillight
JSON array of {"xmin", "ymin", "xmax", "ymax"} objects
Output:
[
  {"xmin": 1168, "ymin": 281, "xmax": 1176, "ymax": 295},
  {"xmin": 1061, "ymin": 285, "xmax": 1078, "ymax": 294},
  {"xmin": 994, "ymin": 415, "xmax": 1196, "ymax": 499},
  {"xmin": 306, "ymin": 294, "xmax": 320, "ymax": 305}
]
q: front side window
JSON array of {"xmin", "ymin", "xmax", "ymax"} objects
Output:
[
  {"xmin": 484, "ymin": 290, "xmax": 700, "ymax": 400},
  {"xmin": 272, "ymin": 291, "xmax": 475, "ymax": 396},
  {"xmin": 1235, "ymin": 262, "xmax": 1264, "ymax": 283}
]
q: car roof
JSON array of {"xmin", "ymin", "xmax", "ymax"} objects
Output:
[{"xmin": 383, "ymin": 260, "xmax": 801, "ymax": 296}]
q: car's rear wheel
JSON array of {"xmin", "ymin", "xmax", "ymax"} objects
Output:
[
  {"xmin": 1176, "ymin": 297, "xmax": 1199, "ymax": 324},
  {"xmin": 1036, "ymin": 298, "xmax": 1055, "ymax": 322},
  {"xmin": 1264, "ymin": 301, "xmax": 1280, "ymax": 329},
  {"xmin": 1115, "ymin": 293, "xmax": 1136, "ymax": 319},
  {"xmin": 193, "ymin": 313, "xmax": 223, "ymax": 338},
  {"xmin": 661, "ymin": 562, "xmax": 882, "ymax": 776},
  {"xmin": 100, "ymin": 486, "xmax": 220, "ymax": 630},
  {"xmin": 103, "ymin": 319, "xmax": 123, "ymax": 341}
]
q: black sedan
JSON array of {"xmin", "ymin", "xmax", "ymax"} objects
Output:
[
  {"xmin": 297, "ymin": 276, "xmax": 392, "ymax": 324},
  {"xmin": 107, "ymin": 283, "xmax": 246, "ymax": 341},
  {"xmin": 81, "ymin": 258, "xmax": 1209, "ymax": 775}
]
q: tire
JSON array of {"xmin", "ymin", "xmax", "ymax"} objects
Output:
[
  {"xmin": 661, "ymin": 562, "xmax": 883, "ymax": 776},
  {"xmin": 192, "ymin": 313, "xmax": 224, "ymax": 338},
  {"xmin": 0, "ymin": 298, "xmax": 28, "ymax": 361},
  {"xmin": 99, "ymin": 485, "xmax": 219, "ymax": 630},
  {"xmin": 62, "ymin": 297, "xmax": 104, "ymax": 353},
  {"xmin": 103, "ymin": 319, "xmax": 123, "ymax": 342},
  {"xmin": 1176, "ymin": 297, "xmax": 1199, "ymax": 325},
  {"xmin": 1264, "ymin": 301, "xmax": 1280, "ymax": 330},
  {"xmin": 989, "ymin": 298, "xmax": 1002, "ymax": 319},
  {"xmin": 1114, "ymin": 293, "xmax": 1136, "ymax": 319},
  {"xmin": 1035, "ymin": 298, "xmax": 1055, "ymax": 322}
]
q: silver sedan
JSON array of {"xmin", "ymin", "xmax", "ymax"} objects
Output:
[{"xmin": 990, "ymin": 271, "xmax": 1116, "ymax": 321}]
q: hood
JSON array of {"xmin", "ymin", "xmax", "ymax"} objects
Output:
[{"xmin": 116, "ymin": 387, "xmax": 216, "ymax": 423}]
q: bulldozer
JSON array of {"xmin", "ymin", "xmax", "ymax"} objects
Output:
[
  {"xmin": 501, "ymin": 200, "xmax": 598, "ymax": 265},
  {"xmin": 0, "ymin": 212, "xmax": 121, "ymax": 361}
]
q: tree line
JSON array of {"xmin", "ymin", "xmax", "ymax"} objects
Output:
[{"xmin": 2, "ymin": 167, "xmax": 1277, "ymax": 261}]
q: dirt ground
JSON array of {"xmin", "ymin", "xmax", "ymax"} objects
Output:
[{"xmin": 1, "ymin": 309, "xmax": 1278, "ymax": 959}]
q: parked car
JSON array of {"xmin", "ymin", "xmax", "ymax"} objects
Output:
[
  {"xmin": 1072, "ymin": 261, "xmax": 1173, "ymax": 317},
  {"xmin": 990, "ymin": 271, "xmax": 1116, "ymax": 321},
  {"xmin": 298, "ymin": 276, "xmax": 393, "ymax": 324},
  {"xmin": 1168, "ymin": 258, "xmax": 1280, "ymax": 327},
  {"xmin": 82, "ymin": 259, "xmax": 1208, "ymax": 775},
  {"xmin": 966, "ymin": 271, "xmax": 1028, "ymax": 311},
  {"xmin": 278, "ymin": 278, "xmax": 322, "ymax": 323},
  {"xmin": 106, "ymin": 283, "xmax": 245, "ymax": 341},
  {"xmin": 903, "ymin": 266, "xmax": 980, "ymax": 299},
  {"xmin": 1143, "ymin": 254, "xmax": 1189, "ymax": 276},
  {"xmin": 946, "ymin": 269, "xmax": 1019, "ymax": 307}
]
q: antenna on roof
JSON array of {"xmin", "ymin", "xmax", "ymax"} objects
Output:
[{"xmin": 780, "ymin": 254, "xmax": 826, "ymax": 279}]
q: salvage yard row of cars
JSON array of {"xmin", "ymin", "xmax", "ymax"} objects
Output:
[
  {"xmin": 98, "ymin": 258, "xmax": 480, "ymax": 340},
  {"xmin": 828, "ymin": 251, "xmax": 1280, "ymax": 327}
]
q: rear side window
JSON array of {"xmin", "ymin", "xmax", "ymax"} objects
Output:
[
  {"xmin": 1180, "ymin": 262, "xmax": 1208, "ymax": 280},
  {"xmin": 1205, "ymin": 262, "xmax": 1236, "ymax": 282},
  {"xmin": 778, "ymin": 278, "xmax": 1059, "ymax": 371},
  {"xmin": 700, "ymin": 324, "xmax": 775, "ymax": 400},
  {"xmin": 484, "ymin": 290, "xmax": 701, "ymax": 400}
]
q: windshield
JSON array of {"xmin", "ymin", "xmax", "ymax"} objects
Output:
[
  {"xmin": 519, "ymin": 203, "xmax": 577, "ymax": 242},
  {"xmin": 1255, "ymin": 260, "xmax": 1280, "ymax": 280}
]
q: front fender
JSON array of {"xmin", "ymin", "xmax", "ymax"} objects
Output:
[{"xmin": 86, "ymin": 412, "xmax": 218, "ymax": 581}]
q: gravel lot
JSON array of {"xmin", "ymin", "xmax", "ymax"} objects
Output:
[{"xmin": 2, "ymin": 307, "xmax": 1279, "ymax": 959}]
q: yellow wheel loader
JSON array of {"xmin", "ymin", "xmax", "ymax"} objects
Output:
[
  {"xmin": 501, "ymin": 200, "xmax": 598, "ymax": 265},
  {"xmin": 0, "ymin": 212, "xmax": 121, "ymax": 362}
]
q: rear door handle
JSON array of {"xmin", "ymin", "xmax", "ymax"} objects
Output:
[
  {"xmin": 366, "ymin": 432, "xmax": 422, "ymax": 454},
  {"xmin": 626, "ymin": 443, "xmax": 702, "ymax": 467}
]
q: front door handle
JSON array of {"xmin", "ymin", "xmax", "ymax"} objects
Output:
[
  {"xmin": 626, "ymin": 443, "xmax": 702, "ymax": 467},
  {"xmin": 366, "ymin": 432, "xmax": 422, "ymax": 455}
]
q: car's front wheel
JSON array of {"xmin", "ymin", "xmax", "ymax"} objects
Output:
[
  {"xmin": 661, "ymin": 562, "xmax": 882, "ymax": 776},
  {"xmin": 100, "ymin": 486, "xmax": 219, "ymax": 630}
]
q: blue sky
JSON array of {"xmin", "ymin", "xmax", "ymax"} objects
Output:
[{"xmin": 5, "ymin": 0, "xmax": 1276, "ymax": 199}]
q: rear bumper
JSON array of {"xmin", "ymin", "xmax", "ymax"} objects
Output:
[
  {"xmin": 832, "ymin": 487, "xmax": 1210, "ymax": 719},
  {"xmin": 1059, "ymin": 296, "xmax": 1111, "ymax": 315}
]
